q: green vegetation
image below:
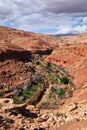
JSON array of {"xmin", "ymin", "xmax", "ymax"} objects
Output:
[
  {"xmin": 60, "ymin": 76, "xmax": 69, "ymax": 85},
  {"xmin": 22, "ymin": 83, "xmax": 42, "ymax": 100},
  {"xmin": 13, "ymin": 79, "xmax": 43, "ymax": 104},
  {"xmin": 13, "ymin": 96, "xmax": 22, "ymax": 104},
  {"xmin": 50, "ymin": 87, "xmax": 66, "ymax": 98},
  {"xmin": 45, "ymin": 62, "xmax": 74, "ymax": 86},
  {"xmin": 13, "ymin": 60, "xmax": 74, "ymax": 106},
  {"xmin": 56, "ymin": 88, "xmax": 66, "ymax": 97},
  {"xmin": 48, "ymin": 73, "xmax": 59, "ymax": 84}
]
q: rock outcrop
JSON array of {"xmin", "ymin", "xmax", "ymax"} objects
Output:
[
  {"xmin": 0, "ymin": 42, "xmax": 33, "ymax": 88},
  {"xmin": 0, "ymin": 42, "xmax": 32, "ymax": 62}
]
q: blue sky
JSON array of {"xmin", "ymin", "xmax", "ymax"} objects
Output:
[{"xmin": 0, "ymin": 0, "xmax": 87, "ymax": 34}]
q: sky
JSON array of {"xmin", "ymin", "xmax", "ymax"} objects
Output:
[{"xmin": 0, "ymin": 0, "xmax": 87, "ymax": 34}]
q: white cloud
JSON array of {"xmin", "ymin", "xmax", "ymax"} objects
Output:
[{"xmin": 0, "ymin": 0, "xmax": 87, "ymax": 34}]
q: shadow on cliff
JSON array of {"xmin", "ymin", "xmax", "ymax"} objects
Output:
[{"xmin": 0, "ymin": 50, "xmax": 32, "ymax": 62}]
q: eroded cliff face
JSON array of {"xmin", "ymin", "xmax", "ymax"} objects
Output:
[
  {"xmin": 0, "ymin": 42, "xmax": 33, "ymax": 88},
  {"xmin": 0, "ymin": 43, "xmax": 32, "ymax": 62}
]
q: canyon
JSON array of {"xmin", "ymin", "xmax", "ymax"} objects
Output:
[{"xmin": 0, "ymin": 26, "xmax": 87, "ymax": 130}]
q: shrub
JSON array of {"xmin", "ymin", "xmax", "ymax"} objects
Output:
[
  {"xmin": 60, "ymin": 76, "xmax": 69, "ymax": 84},
  {"xmin": 13, "ymin": 96, "xmax": 22, "ymax": 104},
  {"xmin": 57, "ymin": 88, "xmax": 66, "ymax": 97}
]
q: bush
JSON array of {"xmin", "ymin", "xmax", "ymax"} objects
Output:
[
  {"xmin": 57, "ymin": 88, "xmax": 66, "ymax": 97},
  {"xmin": 60, "ymin": 76, "xmax": 69, "ymax": 84}
]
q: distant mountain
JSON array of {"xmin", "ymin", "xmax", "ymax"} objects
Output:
[{"xmin": 54, "ymin": 33, "xmax": 77, "ymax": 37}]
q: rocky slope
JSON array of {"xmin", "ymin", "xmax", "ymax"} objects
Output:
[
  {"xmin": 0, "ymin": 26, "xmax": 87, "ymax": 130},
  {"xmin": 0, "ymin": 42, "xmax": 33, "ymax": 88},
  {"xmin": 46, "ymin": 44, "xmax": 87, "ymax": 87},
  {"xmin": 0, "ymin": 26, "xmax": 59, "ymax": 54}
]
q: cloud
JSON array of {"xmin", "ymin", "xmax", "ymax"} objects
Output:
[
  {"xmin": 41, "ymin": 0, "xmax": 87, "ymax": 14},
  {"xmin": 0, "ymin": 0, "xmax": 87, "ymax": 34}
]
